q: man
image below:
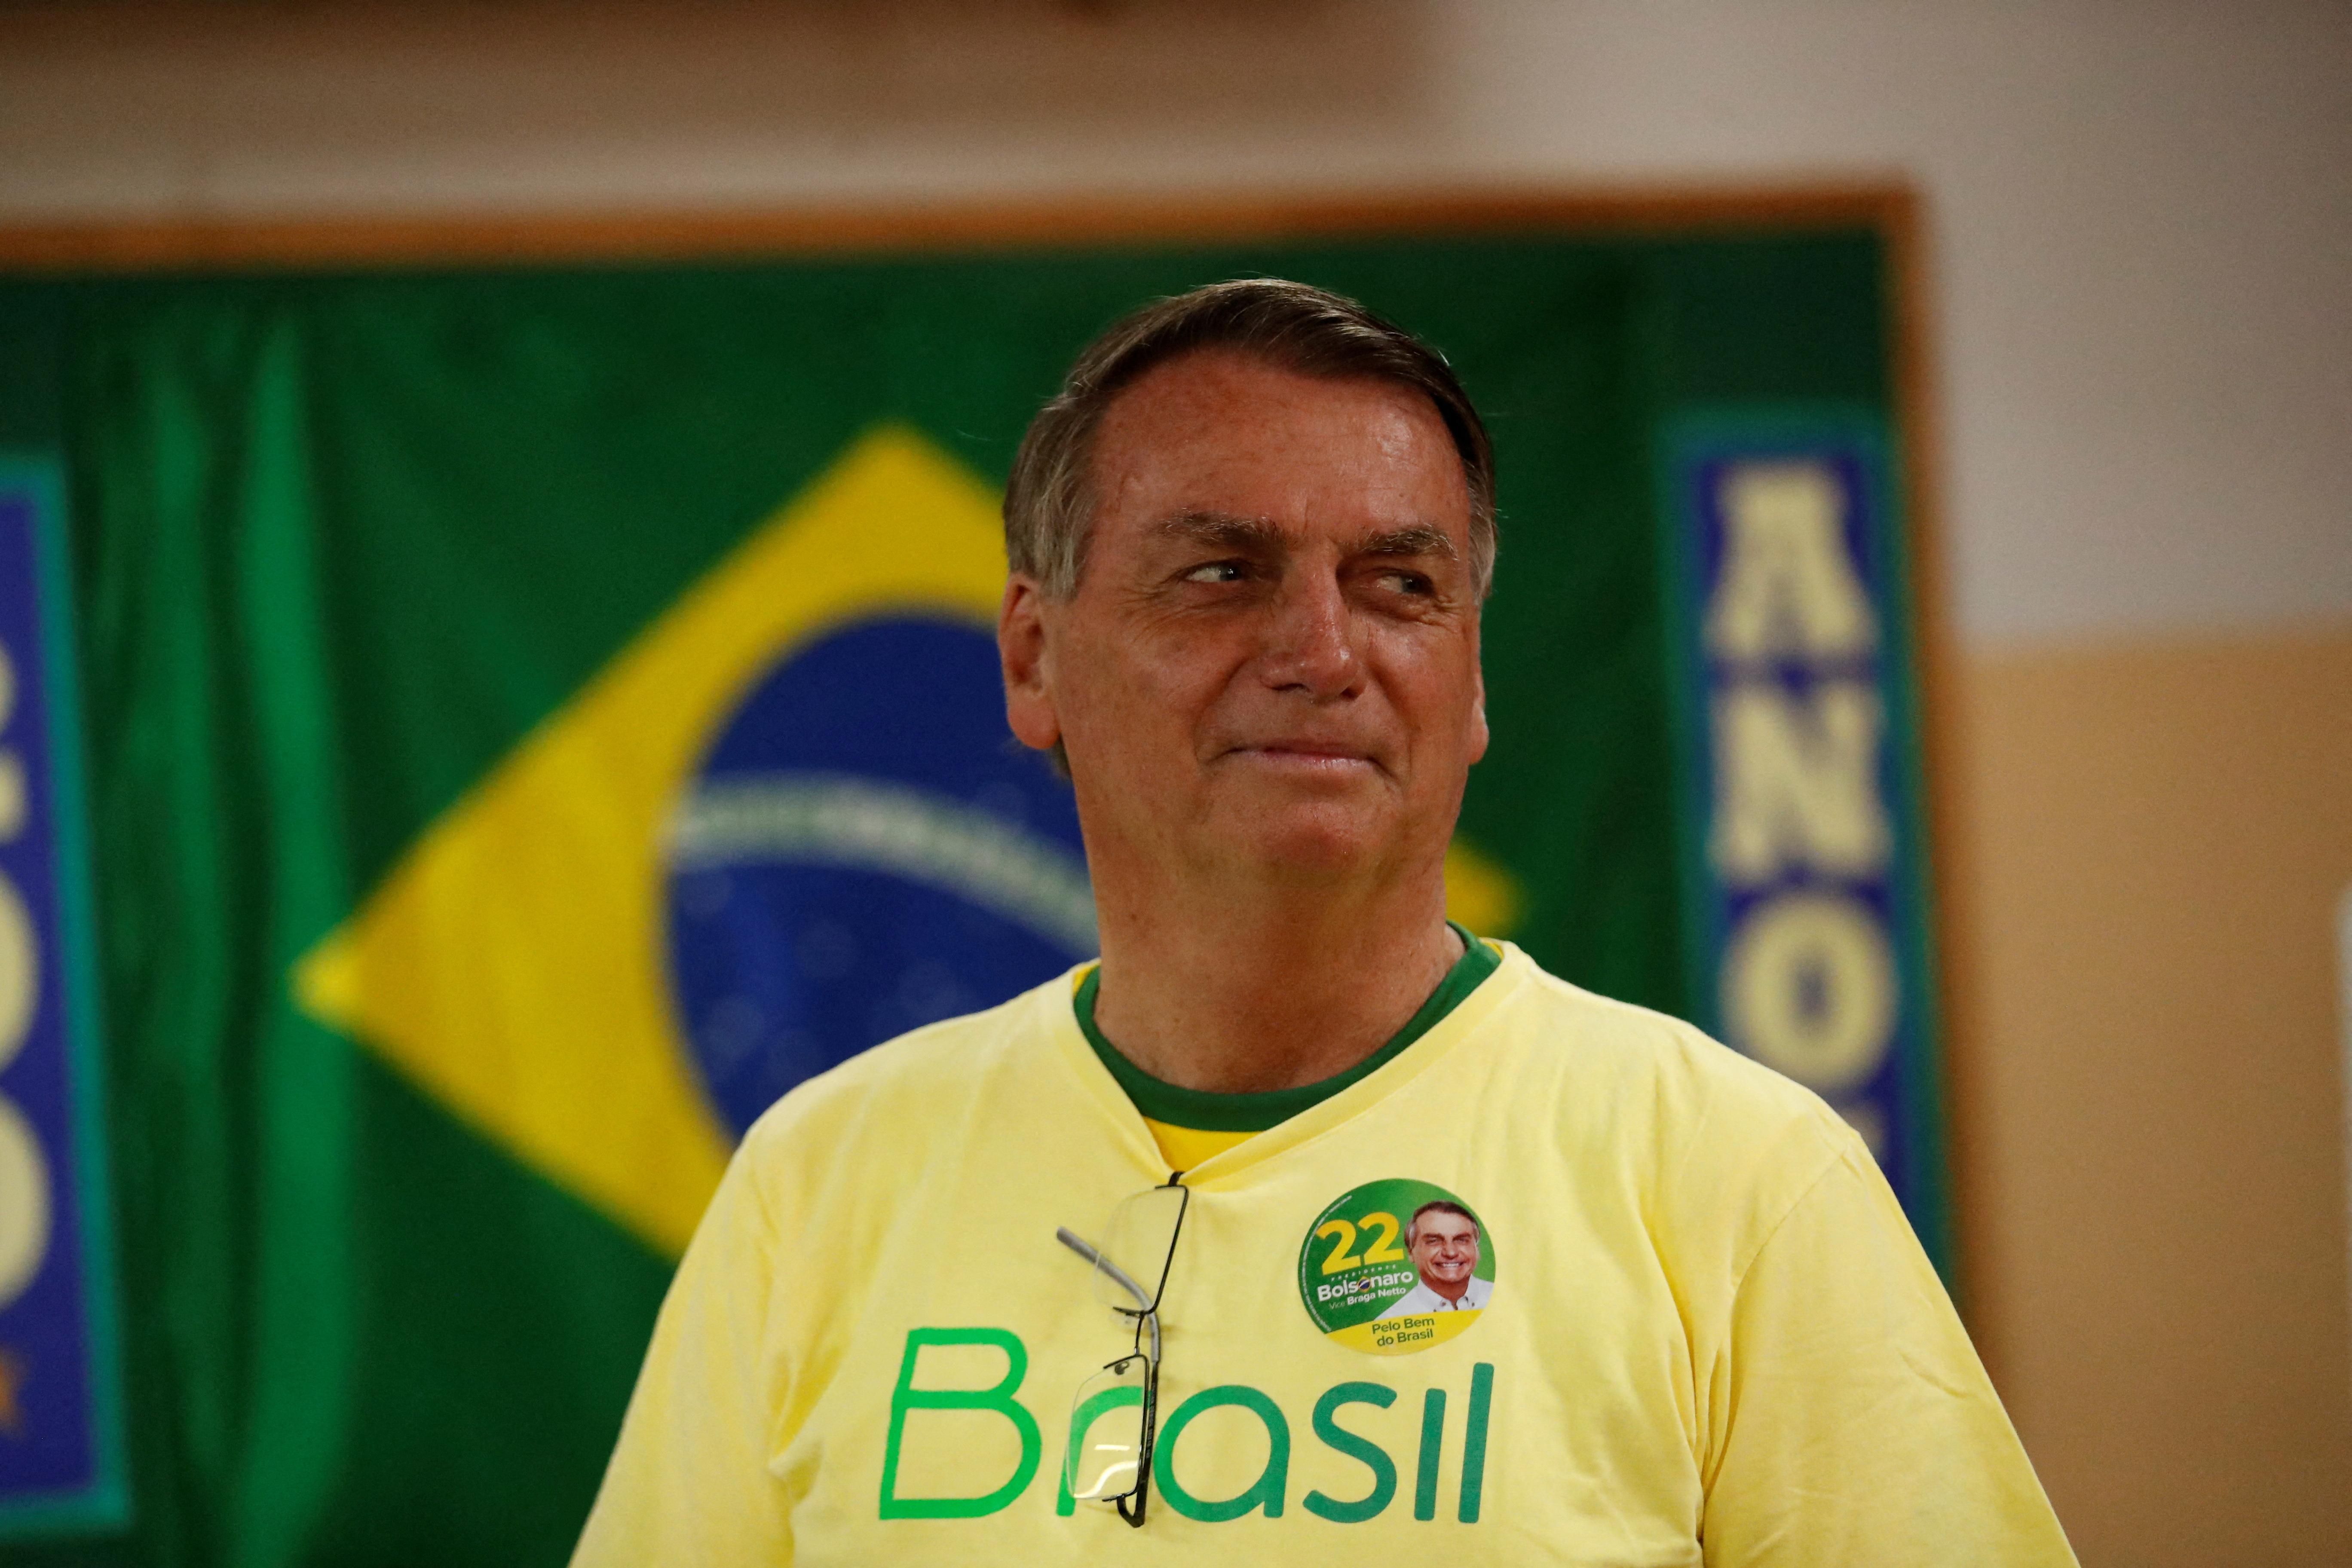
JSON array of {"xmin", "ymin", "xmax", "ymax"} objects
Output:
[
  {"xmin": 574, "ymin": 279, "xmax": 2076, "ymax": 1563},
  {"xmin": 1378, "ymin": 1200, "xmax": 1491, "ymax": 1319}
]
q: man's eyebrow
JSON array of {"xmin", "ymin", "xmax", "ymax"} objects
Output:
[
  {"xmin": 1153, "ymin": 510, "xmax": 1283, "ymax": 549},
  {"xmin": 1355, "ymin": 524, "xmax": 1458, "ymax": 560}
]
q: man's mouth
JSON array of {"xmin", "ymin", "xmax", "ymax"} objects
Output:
[{"xmin": 1225, "ymin": 740, "xmax": 1381, "ymax": 772}]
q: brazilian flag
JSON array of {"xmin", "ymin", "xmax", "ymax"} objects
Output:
[{"xmin": 0, "ymin": 214, "xmax": 1933, "ymax": 1565}]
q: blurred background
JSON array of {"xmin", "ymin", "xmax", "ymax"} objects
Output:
[{"xmin": 0, "ymin": 2, "xmax": 2346, "ymax": 1564}]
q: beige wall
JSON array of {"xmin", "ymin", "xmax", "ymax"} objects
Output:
[
  {"xmin": 4, "ymin": 1, "xmax": 2349, "ymax": 1560},
  {"xmin": 4, "ymin": 0, "xmax": 2346, "ymax": 652},
  {"xmin": 1958, "ymin": 627, "xmax": 2352, "ymax": 1562}
]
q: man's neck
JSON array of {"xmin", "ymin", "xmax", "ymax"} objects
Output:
[{"xmin": 1087, "ymin": 859, "xmax": 1462, "ymax": 1095}]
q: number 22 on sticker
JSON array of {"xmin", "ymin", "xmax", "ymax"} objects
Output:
[{"xmin": 1317, "ymin": 1212, "xmax": 1407, "ymax": 1274}]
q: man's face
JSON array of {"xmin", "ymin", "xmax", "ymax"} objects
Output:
[
  {"xmin": 1001, "ymin": 349, "xmax": 1487, "ymax": 882},
  {"xmin": 1410, "ymin": 1210, "xmax": 1480, "ymax": 1297}
]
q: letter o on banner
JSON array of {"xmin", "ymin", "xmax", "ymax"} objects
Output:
[
  {"xmin": 1721, "ymin": 890, "xmax": 1897, "ymax": 1095},
  {"xmin": 0, "ymin": 865, "xmax": 43, "ymax": 1311},
  {"xmin": 0, "ymin": 1096, "xmax": 50, "ymax": 1309},
  {"xmin": 0, "ymin": 872, "xmax": 37, "ymax": 1070}
]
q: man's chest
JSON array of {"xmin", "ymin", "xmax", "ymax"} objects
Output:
[{"xmin": 767, "ymin": 1117, "xmax": 1715, "ymax": 1565}]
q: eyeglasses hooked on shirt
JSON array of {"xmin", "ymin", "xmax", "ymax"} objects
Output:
[{"xmin": 1056, "ymin": 1176, "xmax": 1189, "ymax": 1527}]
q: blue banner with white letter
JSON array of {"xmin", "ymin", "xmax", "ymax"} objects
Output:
[
  {"xmin": 1661, "ymin": 414, "xmax": 1953, "ymax": 1273},
  {"xmin": 0, "ymin": 458, "xmax": 125, "ymax": 1536}
]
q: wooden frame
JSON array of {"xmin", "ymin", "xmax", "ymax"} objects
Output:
[
  {"xmin": 0, "ymin": 184, "xmax": 1986, "ymax": 1356},
  {"xmin": 0, "ymin": 184, "xmax": 1908, "ymax": 273}
]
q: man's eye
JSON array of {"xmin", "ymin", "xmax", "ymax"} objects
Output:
[
  {"xmin": 1382, "ymin": 570, "xmax": 1435, "ymax": 596},
  {"xmin": 1183, "ymin": 561, "xmax": 1246, "ymax": 584}
]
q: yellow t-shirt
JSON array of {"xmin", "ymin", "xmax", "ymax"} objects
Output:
[{"xmin": 574, "ymin": 943, "xmax": 2076, "ymax": 1565}]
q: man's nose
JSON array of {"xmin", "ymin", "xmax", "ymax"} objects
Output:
[{"xmin": 1258, "ymin": 570, "xmax": 1360, "ymax": 699}]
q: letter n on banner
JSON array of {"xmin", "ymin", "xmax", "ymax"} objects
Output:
[
  {"xmin": 0, "ymin": 458, "xmax": 127, "ymax": 1538},
  {"xmin": 1658, "ymin": 415, "xmax": 1955, "ymax": 1280}
]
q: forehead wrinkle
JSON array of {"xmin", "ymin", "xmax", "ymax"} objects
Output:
[{"xmin": 1153, "ymin": 511, "xmax": 1460, "ymax": 562}]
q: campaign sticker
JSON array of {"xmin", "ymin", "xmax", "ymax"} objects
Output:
[{"xmin": 1297, "ymin": 1179, "xmax": 1494, "ymax": 1356}]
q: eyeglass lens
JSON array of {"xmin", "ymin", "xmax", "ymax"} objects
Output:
[
  {"xmin": 1064, "ymin": 1354, "xmax": 1152, "ymax": 1504},
  {"xmin": 1090, "ymin": 1183, "xmax": 1188, "ymax": 1317}
]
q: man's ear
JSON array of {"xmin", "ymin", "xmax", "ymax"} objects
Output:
[
  {"xmin": 1467, "ymin": 662, "xmax": 1490, "ymax": 766},
  {"xmin": 998, "ymin": 574, "xmax": 1063, "ymax": 754}
]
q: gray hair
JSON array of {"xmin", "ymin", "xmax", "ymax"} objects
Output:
[{"xmin": 1004, "ymin": 278, "xmax": 1497, "ymax": 601}]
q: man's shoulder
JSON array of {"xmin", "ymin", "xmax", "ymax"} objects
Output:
[
  {"xmin": 1484, "ymin": 946, "xmax": 1857, "ymax": 1193},
  {"xmin": 1495, "ymin": 946, "xmax": 1840, "ymax": 1121},
  {"xmin": 734, "ymin": 967, "xmax": 1081, "ymax": 1170},
  {"xmin": 1377, "ymin": 1283, "xmax": 1439, "ymax": 1320}
]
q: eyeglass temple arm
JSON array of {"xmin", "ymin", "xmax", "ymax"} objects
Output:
[{"xmin": 1055, "ymin": 1227, "xmax": 1162, "ymax": 1363}]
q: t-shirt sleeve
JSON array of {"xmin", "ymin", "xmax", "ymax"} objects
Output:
[
  {"xmin": 571, "ymin": 1139, "xmax": 795, "ymax": 1567},
  {"xmin": 1699, "ymin": 1136, "xmax": 2077, "ymax": 1567}
]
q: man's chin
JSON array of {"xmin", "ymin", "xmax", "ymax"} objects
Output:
[
  {"xmin": 1200, "ymin": 782, "xmax": 1405, "ymax": 869},
  {"xmin": 1218, "ymin": 819, "xmax": 1393, "ymax": 879}
]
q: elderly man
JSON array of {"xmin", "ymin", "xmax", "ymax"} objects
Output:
[
  {"xmin": 1378, "ymin": 1201, "xmax": 1491, "ymax": 1320},
  {"xmin": 574, "ymin": 280, "xmax": 2075, "ymax": 1563}
]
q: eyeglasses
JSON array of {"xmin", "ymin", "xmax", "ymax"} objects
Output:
[{"xmin": 1055, "ymin": 1176, "xmax": 1189, "ymax": 1527}]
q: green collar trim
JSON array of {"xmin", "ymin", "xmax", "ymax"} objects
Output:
[{"xmin": 1075, "ymin": 925, "xmax": 1500, "ymax": 1135}]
